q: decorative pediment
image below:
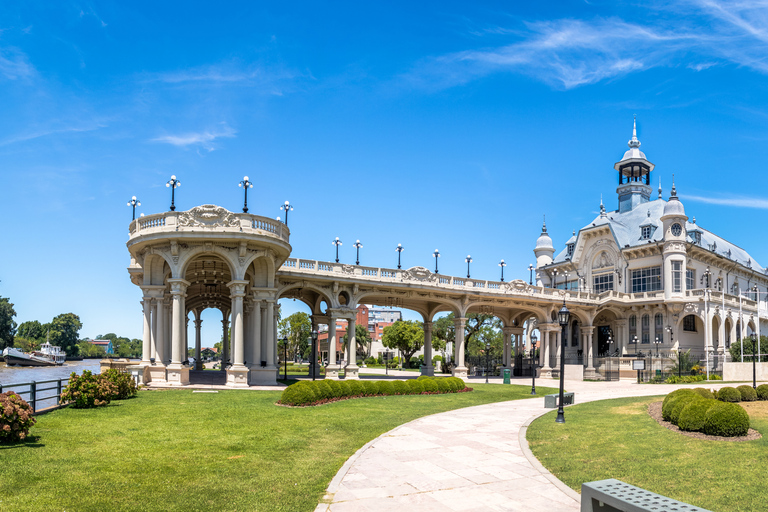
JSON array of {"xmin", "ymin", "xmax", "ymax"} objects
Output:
[{"xmin": 178, "ymin": 205, "xmax": 240, "ymax": 229}]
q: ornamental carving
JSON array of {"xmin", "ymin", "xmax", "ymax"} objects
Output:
[
  {"xmin": 508, "ymin": 279, "xmax": 530, "ymax": 293},
  {"xmin": 341, "ymin": 265, "xmax": 355, "ymax": 275},
  {"xmin": 593, "ymin": 252, "xmax": 612, "ymax": 270},
  {"xmin": 402, "ymin": 266, "xmax": 437, "ymax": 282},
  {"xmin": 178, "ymin": 205, "xmax": 240, "ymax": 229}
]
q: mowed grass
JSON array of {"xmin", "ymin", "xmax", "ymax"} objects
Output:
[
  {"xmin": 527, "ymin": 396, "xmax": 768, "ymax": 512},
  {"xmin": 1, "ymin": 382, "xmax": 558, "ymax": 512}
]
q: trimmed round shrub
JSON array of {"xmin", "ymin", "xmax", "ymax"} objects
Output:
[
  {"xmin": 757, "ymin": 384, "xmax": 768, "ymax": 400},
  {"xmin": 662, "ymin": 389, "xmax": 696, "ymax": 421},
  {"xmin": 717, "ymin": 386, "xmax": 741, "ymax": 403},
  {"xmin": 392, "ymin": 381, "xmax": 410, "ymax": 395},
  {"xmin": 416, "ymin": 375, "xmax": 431, "ymax": 381},
  {"xmin": 677, "ymin": 398, "xmax": 717, "ymax": 432},
  {"xmin": 737, "ymin": 385, "xmax": 758, "ymax": 402},
  {"xmin": 314, "ymin": 380, "xmax": 334, "ymax": 401},
  {"xmin": 363, "ymin": 381, "xmax": 380, "ymax": 395},
  {"xmin": 326, "ymin": 380, "xmax": 344, "ymax": 398},
  {"xmin": 280, "ymin": 381, "xmax": 317, "ymax": 406},
  {"xmin": 703, "ymin": 401, "xmax": 750, "ymax": 437},
  {"xmin": 378, "ymin": 381, "xmax": 395, "ymax": 396},
  {"xmin": 0, "ymin": 391, "xmax": 36, "ymax": 443},
  {"xmin": 435, "ymin": 378, "xmax": 451, "ymax": 393},
  {"xmin": 346, "ymin": 380, "xmax": 364, "ymax": 396},
  {"xmin": 451, "ymin": 377, "xmax": 467, "ymax": 391},
  {"xmin": 669, "ymin": 395, "xmax": 704, "ymax": 426},
  {"xmin": 406, "ymin": 379, "xmax": 424, "ymax": 394},
  {"xmin": 338, "ymin": 381, "xmax": 352, "ymax": 398},
  {"xmin": 421, "ymin": 378, "xmax": 439, "ymax": 393},
  {"xmin": 692, "ymin": 387, "xmax": 715, "ymax": 400}
]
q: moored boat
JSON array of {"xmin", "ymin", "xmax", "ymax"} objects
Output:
[{"xmin": 2, "ymin": 343, "xmax": 67, "ymax": 367}]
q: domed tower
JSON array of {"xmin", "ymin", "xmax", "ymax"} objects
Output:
[
  {"xmin": 614, "ymin": 117, "xmax": 655, "ymax": 213},
  {"xmin": 534, "ymin": 218, "xmax": 555, "ymax": 286},
  {"xmin": 660, "ymin": 180, "xmax": 689, "ymax": 300}
]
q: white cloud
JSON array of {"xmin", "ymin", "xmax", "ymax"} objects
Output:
[
  {"xmin": 0, "ymin": 122, "xmax": 106, "ymax": 146},
  {"xmin": 151, "ymin": 123, "xmax": 237, "ymax": 151},
  {"xmin": 0, "ymin": 46, "xmax": 35, "ymax": 80},
  {"xmin": 681, "ymin": 194, "xmax": 768, "ymax": 209}
]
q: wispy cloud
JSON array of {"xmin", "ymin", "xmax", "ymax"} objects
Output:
[
  {"xmin": 682, "ymin": 194, "xmax": 768, "ymax": 209},
  {"xmin": 0, "ymin": 46, "xmax": 35, "ymax": 80},
  {"xmin": 151, "ymin": 123, "xmax": 236, "ymax": 151},
  {"xmin": 0, "ymin": 122, "xmax": 106, "ymax": 146}
]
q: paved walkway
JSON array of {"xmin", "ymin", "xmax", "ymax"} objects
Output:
[{"xmin": 315, "ymin": 377, "xmax": 752, "ymax": 512}]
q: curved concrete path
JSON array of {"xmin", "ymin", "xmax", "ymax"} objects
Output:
[{"xmin": 315, "ymin": 378, "xmax": 748, "ymax": 512}]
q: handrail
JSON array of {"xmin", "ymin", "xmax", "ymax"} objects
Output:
[{"xmin": 0, "ymin": 377, "xmax": 70, "ymax": 414}]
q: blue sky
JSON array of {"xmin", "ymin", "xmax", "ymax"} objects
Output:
[{"xmin": 3, "ymin": 1, "xmax": 768, "ymax": 345}]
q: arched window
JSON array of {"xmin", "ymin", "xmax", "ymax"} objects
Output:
[
  {"xmin": 629, "ymin": 315, "xmax": 637, "ymax": 340},
  {"xmin": 683, "ymin": 315, "xmax": 697, "ymax": 332},
  {"xmin": 642, "ymin": 314, "xmax": 650, "ymax": 343},
  {"xmin": 571, "ymin": 320, "xmax": 580, "ymax": 347},
  {"xmin": 655, "ymin": 313, "xmax": 663, "ymax": 341}
]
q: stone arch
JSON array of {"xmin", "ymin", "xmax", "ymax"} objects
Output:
[
  {"xmin": 177, "ymin": 245, "xmax": 238, "ymax": 281},
  {"xmin": 276, "ymin": 282, "xmax": 334, "ymax": 315},
  {"xmin": 142, "ymin": 253, "xmax": 171, "ymax": 286},
  {"xmin": 583, "ymin": 242, "xmax": 621, "ymax": 291},
  {"xmin": 250, "ymin": 256, "xmax": 275, "ymax": 288}
]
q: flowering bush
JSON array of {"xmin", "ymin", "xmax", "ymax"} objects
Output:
[
  {"xmin": 100, "ymin": 369, "xmax": 138, "ymax": 399},
  {"xmin": 60, "ymin": 370, "xmax": 118, "ymax": 408},
  {"xmin": 0, "ymin": 392, "xmax": 36, "ymax": 443}
]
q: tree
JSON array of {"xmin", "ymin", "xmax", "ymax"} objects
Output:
[
  {"xmin": 78, "ymin": 339, "xmax": 106, "ymax": 358},
  {"xmin": 381, "ymin": 320, "xmax": 424, "ymax": 367},
  {"xmin": 48, "ymin": 313, "xmax": 83, "ymax": 356},
  {"xmin": 432, "ymin": 312, "xmax": 499, "ymax": 359},
  {"xmin": 17, "ymin": 320, "xmax": 45, "ymax": 342},
  {"xmin": 0, "ymin": 297, "xmax": 17, "ymax": 350},
  {"xmin": 342, "ymin": 324, "xmax": 373, "ymax": 358},
  {"xmin": 278, "ymin": 312, "xmax": 312, "ymax": 360},
  {"xmin": 14, "ymin": 336, "xmax": 38, "ymax": 352},
  {"xmin": 729, "ymin": 335, "xmax": 766, "ymax": 363}
]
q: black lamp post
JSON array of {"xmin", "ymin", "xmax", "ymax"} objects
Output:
[
  {"xmin": 281, "ymin": 200, "xmax": 293, "ymax": 226},
  {"xmin": 433, "ymin": 249, "xmax": 440, "ymax": 274},
  {"xmin": 310, "ymin": 329, "xmax": 318, "ymax": 380},
  {"xmin": 654, "ymin": 334, "xmax": 662, "ymax": 378},
  {"xmin": 396, "ymin": 244, "xmax": 404, "ymax": 269},
  {"xmin": 353, "ymin": 240, "xmax": 363, "ymax": 265},
  {"xmin": 332, "ymin": 237, "xmax": 342, "ymax": 263},
  {"xmin": 666, "ymin": 325, "xmax": 678, "ymax": 377},
  {"xmin": 530, "ymin": 332, "xmax": 538, "ymax": 395},
  {"xmin": 499, "ymin": 259, "xmax": 507, "ymax": 282},
  {"xmin": 166, "ymin": 175, "xmax": 181, "ymax": 211},
  {"xmin": 607, "ymin": 330, "xmax": 615, "ymax": 381},
  {"xmin": 528, "ymin": 264, "xmax": 534, "ymax": 285},
  {"xmin": 485, "ymin": 338, "xmax": 491, "ymax": 384},
  {"xmin": 282, "ymin": 336, "xmax": 288, "ymax": 381},
  {"xmin": 239, "ymin": 176, "xmax": 253, "ymax": 213},
  {"xmin": 465, "ymin": 255, "xmax": 472, "ymax": 279},
  {"xmin": 751, "ymin": 333, "xmax": 757, "ymax": 389},
  {"xmin": 556, "ymin": 301, "xmax": 570, "ymax": 423},
  {"xmin": 127, "ymin": 196, "xmax": 141, "ymax": 220}
]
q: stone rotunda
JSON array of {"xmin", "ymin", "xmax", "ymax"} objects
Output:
[{"xmin": 127, "ymin": 204, "xmax": 290, "ymax": 386}]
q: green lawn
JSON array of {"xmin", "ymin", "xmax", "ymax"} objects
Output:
[
  {"xmin": 527, "ymin": 397, "xmax": 768, "ymax": 511},
  {"xmin": 2, "ymin": 383, "xmax": 557, "ymax": 512}
]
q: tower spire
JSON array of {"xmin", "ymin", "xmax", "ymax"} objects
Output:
[
  {"xmin": 671, "ymin": 173, "xmax": 677, "ymax": 198},
  {"xmin": 658, "ymin": 177, "xmax": 662, "ymax": 199},
  {"xmin": 600, "ymin": 194, "xmax": 606, "ymax": 217},
  {"xmin": 542, "ymin": 215, "xmax": 547, "ymax": 233},
  {"xmin": 628, "ymin": 114, "xmax": 641, "ymax": 149}
]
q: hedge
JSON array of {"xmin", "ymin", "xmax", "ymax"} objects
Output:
[
  {"xmin": 279, "ymin": 376, "xmax": 469, "ymax": 406},
  {"xmin": 703, "ymin": 401, "xmax": 750, "ymax": 437},
  {"xmin": 692, "ymin": 387, "xmax": 715, "ymax": 400},
  {"xmin": 661, "ymin": 388, "xmax": 751, "ymax": 437},
  {"xmin": 662, "ymin": 389, "xmax": 696, "ymax": 421},
  {"xmin": 737, "ymin": 385, "xmax": 758, "ymax": 402},
  {"xmin": 677, "ymin": 399, "xmax": 718, "ymax": 432},
  {"xmin": 716, "ymin": 386, "xmax": 741, "ymax": 403}
]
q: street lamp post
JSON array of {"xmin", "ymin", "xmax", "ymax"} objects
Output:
[
  {"xmin": 280, "ymin": 200, "xmax": 293, "ymax": 226},
  {"xmin": 166, "ymin": 175, "xmax": 181, "ymax": 211},
  {"xmin": 433, "ymin": 249, "xmax": 440, "ymax": 274},
  {"xmin": 666, "ymin": 325, "xmax": 678, "ymax": 377},
  {"xmin": 238, "ymin": 176, "xmax": 253, "ymax": 213},
  {"xmin": 310, "ymin": 330, "xmax": 318, "ymax": 380},
  {"xmin": 282, "ymin": 336, "xmax": 288, "ymax": 381},
  {"xmin": 607, "ymin": 330, "xmax": 615, "ymax": 381},
  {"xmin": 752, "ymin": 333, "xmax": 757, "ymax": 389},
  {"xmin": 530, "ymin": 333, "xmax": 538, "ymax": 395},
  {"xmin": 353, "ymin": 240, "xmax": 363, "ymax": 265},
  {"xmin": 465, "ymin": 255, "xmax": 472, "ymax": 279},
  {"xmin": 528, "ymin": 264, "xmax": 534, "ymax": 286},
  {"xmin": 499, "ymin": 260, "xmax": 507, "ymax": 282},
  {"xmin": 396, "ymin": 244, "xmax": 404, "ymax": 269},
  {"xmin": 556, "ymin": 301, "xmax": 570, "ymax": 423},
  {"xmin": 654, "ymin": 335, "xmax": 662, "ymax": 379},
  {"xmin": 332, "ymin": 237, "xmax": 342, "ymax": 263},
  {"xmin": 127, "ymin": 196, "xmax": 141, "ymax": 220},
  {"xmin": 485, "ymin": 338, "xmax": 491, "ymax": 384}
]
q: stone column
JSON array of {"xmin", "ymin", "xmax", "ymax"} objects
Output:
[
  {"xmin": 345, "ymin": 315, "xmax": 359, "ymax": 379},
  {"xmin": 166, "ymin": 279, "xmax": 190, "ymax": 385},
  {"xmin": 184, "ymin": 316, "xmax": 190, "ymax": 363},
  {"xmin": 248, "ymin": 299, "xmax": 276, "ymax": 386},
  {"xmin": 266, "ymin": 300, "xmax": 276, "ymax": 369},
  {"xmin": 584, "ymin": 326, "xmax": 596, "ymax": 379},
  {"xmin": 452, "ymin": 317, "xmax": 468, "ymax": 379},
  {"xmin": 541, "ymin": 327, "xmax": 552, "ymax": 372},
  {"xmin": 150, "ymin": 299, "xmax": 158, "ymax": 362},
  {"xmin": 421, "ymin": 321, "xmax": 434, "ymax": 376},
  {"xmin": 325, "ymin": 311, "xmax": 340, "ymax": 380},
  {"xmin": 274, "ymin": 303, "xmax": 280, "ymax": 366},
  {"xmin": 194, "ymin": 312, "xmax": 202, "ymax": 370},
  {"xmin": 226, "ymin": 281, "xmax": 249, "ymax": 387},
  {"xmin": 155, "ymin": 298, "xmax": 165, "ymax": 366},
  {"xmin": 141, "ymin": 298, "xmax": 152, "ymax": 364},
  {"xmin": 221, "ymin": 315, "xmax": 230, "ymax": 368},
  {"xmin": 501, "ymin": 326, "xmax": 514, "ymax": 369},
  {"xmin": 163, "ymin": 299, "xmax": 171, "ymax": 364}
]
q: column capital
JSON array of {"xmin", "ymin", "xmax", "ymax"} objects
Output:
[
  {"xmin": 140, "ymin": 285, "xmax": 166, "ymax": 299},
  {"xmin": 168, "ymin": 278, "xmax": 190, "ymax": 296},
  {"xmin": 453, "ymin": 317, "xmax": 467, "ymax": 327},
  {"xmin": 327, "ymin": 307, "xmax": 356, "ymax": 320},
  {"xmin": 501, "ymin": 326, "xmax": 515, "ymax": 335},
  {"xmin": 194, "ymin": 319, "xmax": 203, "ymax": 328},
  {"xmin": 423, "ymin": 321, "xmax": 433, "ymax": 332},
  {"xmin": 227, "ymin": 279, "xmax": 249, "ymax": 296},
  {"xmin": 581, "ymin": 325, "xmax": 595, "ymax": 335}
]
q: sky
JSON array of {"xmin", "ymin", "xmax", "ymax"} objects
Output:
[{"xmin": 4, "ymin": 1, "xmax": 768, "ymax": 345}]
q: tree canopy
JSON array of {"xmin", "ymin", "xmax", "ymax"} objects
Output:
[
  {"xmin": 278, "ymin": 312, "xmax": 312, "ymax": 360},
  {"xmin": 48, "ymin": 313, "xmax": 83, "ymax": 356},
  {"xmin": 381, "ymin": 320, "xmax": 424, "ymax": 366},
  {"xmin": 0, "ymin": 296, "xmax": 17, "ymax": 350},
  {"xmin": 342, "ymin": 323, "xmax": 373, "ymax": 358}
]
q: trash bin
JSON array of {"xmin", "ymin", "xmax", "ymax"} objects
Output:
[{"xmin": 503, "ymin": 369, "xmax": 511, "ymax": 384}]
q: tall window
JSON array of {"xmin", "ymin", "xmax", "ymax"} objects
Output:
[
  {"xmin": 655, "ymin": 313, "xmax": 663, "ymax": 340},
  {"xmin": 641, "ymin": 226, "xmax": 652, "ymax": 240},
  {"xmin": 571, "ymin": 320, "xmax": 579, "ymax": 347},
  {"xmin": 593, "ymin": 273, "xmax": 614, "ymax": 293},
  {"xmin": 642, "ymin": 314, "xmax": 650, "ymax": 343},
  {"xmin": 567, "ymin": 244, "xmax": 574, "ymax": 257},
  {"xmin": 672, "ymin": 261, "xmax": 682, "ymax": 292},
  {"xmin": 686, "ymin": 269, "xmax": 695, "ymax": 291},
  {"xmin": 732, "ymin": 281, "xmax": 740, "ymax": 295},
  {"xmin": 683, "ymin": 315, "xmax": 697, "ymax": 332},
  {"xmin": 629, "ymin": 315, "xmax": 637, "ymax": 340},
  {"xmin": 631, "ymin": 266, "xmax": 662, "ymax": 293}
]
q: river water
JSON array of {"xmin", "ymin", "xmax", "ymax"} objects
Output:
[{"xmin": 0, "ymin": 359, "xmax": 108, "ymax": 411}]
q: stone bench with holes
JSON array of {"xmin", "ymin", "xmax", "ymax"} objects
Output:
[
  {"xmin": 581, "ymin": 479, "xmax": 712, "ymax": 512},
  {"xmin": 544, "ymin": 391, "xmax": 574, "ymax": 408}
]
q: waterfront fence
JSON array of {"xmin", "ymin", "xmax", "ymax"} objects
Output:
[{"xmin": 0, "ymin": 377, "xmax": 70, "ymax": 414}]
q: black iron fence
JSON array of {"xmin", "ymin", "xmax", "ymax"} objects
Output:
[{"xmin": 0, "ymin": 377, "xmax": 70, "ymax": 413}]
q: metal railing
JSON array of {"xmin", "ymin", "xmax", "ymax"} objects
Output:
[{"xmin": 0, "ymin": 377, "xmax": 71, "ymax": 414}]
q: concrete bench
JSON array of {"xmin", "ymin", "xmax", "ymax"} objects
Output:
[
  {"xmin": 544, "ymin": 391, "xmax": 574, "ymax": 408},
  {"xmin": 581, "ymin": 479, "xmax": 712, "ymax": 512}
]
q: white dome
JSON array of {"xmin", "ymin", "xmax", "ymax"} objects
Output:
[
  {"xmin": 663, "ymin": 197, "xmax": 685, "ymax": 217},
  {"xmin": 535, "ymin": 231, "xmax": 554, "ymax": 251}
]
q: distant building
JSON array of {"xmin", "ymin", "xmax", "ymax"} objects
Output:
[{"xmin": 89, "ymin": 339, "xmax": 114, "ymax": 354}]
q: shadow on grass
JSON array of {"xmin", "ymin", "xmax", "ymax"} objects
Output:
[{"xmin": 0, "ymin": 437, "xmax": 45, "ymax": 449}]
